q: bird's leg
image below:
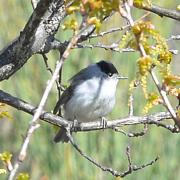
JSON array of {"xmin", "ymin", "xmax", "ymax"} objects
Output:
[
  {"xmin": 72, "ymin": 117, "xmax": 79, "ymax": 132},
  {"xmin": 101, "ymin": 117, "xmax": 107, "ymax": 130}
]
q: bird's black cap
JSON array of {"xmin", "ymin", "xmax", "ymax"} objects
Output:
[{"xmin": 97, "ymin": 60, "xmax": 118, "ymax": 75}]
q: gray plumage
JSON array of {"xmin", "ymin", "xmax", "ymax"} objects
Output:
[{"xmin": 53, "ymin": 60, "xmax": 125, "ymax": 143}]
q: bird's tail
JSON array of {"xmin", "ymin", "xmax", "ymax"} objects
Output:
[{"xmin": 53, "ymin": 128, "xmax": 69, "ymax": 143}]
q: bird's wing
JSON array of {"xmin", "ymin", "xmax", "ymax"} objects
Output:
[
  {"xmin": 53, "ymin": 85, "xmax": 74, "ymax": 114},
  {"xmin": 53, "ymin": 64, "xmax": 96, "ymax": 114},
  {"xmin": 69, "ymin": 66, "xmax": 89, "ymax": 83},
  {"xmin": 53, "ymin": 69, "xmax": 88, "ymax": 115}
]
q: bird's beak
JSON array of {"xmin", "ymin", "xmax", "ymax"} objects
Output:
[{"xmin": 117, "ymin": 75, "xmax": 128, "ymax": 79}]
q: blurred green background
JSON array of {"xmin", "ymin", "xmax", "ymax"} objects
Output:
[{"xmin": 0, "ymin": 0, "xmax": 180, "ymax": 179}]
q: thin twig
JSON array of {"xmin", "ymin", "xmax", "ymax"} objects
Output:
[
  {"xmin": 167, "ymin": 35, "xmax": 180, "ymax": 41},
  {"xmin": 128, "ymin": 80, "xmax": 140, "ymax": 117},
  {"xmin": 169, "ymin": 49, "xmax": 178, "ymax": 55},
  {"xmin": 139, "ymin": 4, "xmax": 180, "ymax": 21},
  {"xmin": 76, "ymin": 43, "xmax": 135, "ymax": 52},
  {"xmin": 89, "ymin": 26, "xmax": 129, "ymax": 39},
  {"xmin": 148, "ymin": 120, "xmax": 179, "ymax": 133},
  {"xmin": 113, "ymin": 124, "xmax": 148, "ymax": 137},
  {"xmin": 75, "ymin": 43, "xmax": 178, "ymax": 55},
  {"xmin": 8, "ymin": 123, "xmax": 40, "ymax": 180},
  {"xmin": 55, "ymin": 53, "xmax": 63, "ymax": 116},
  {"xmin": 67, "ymin": 130, "xmax": 159, "ymax": 178},
  {"xmin": 42, "ymin": 53, "xmax": 53, "ymax": 74},
  {"xmin": 120, "ymin": 148, "xmax": 159, "ymax": 177},
  {"xmin": 128, "ymin": 94, "xmax": 134, "ymax": 116},
  {"xmin": 89, "ymin": 12, "xmax": 151, "ymax": 39},
  {"xmin": 42, "ymin": 53, "xmax": 65, "ymax": 92}
]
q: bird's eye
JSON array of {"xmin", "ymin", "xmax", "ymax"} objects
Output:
[{"xmin": 108, "ymin": 72, "xmax": 113, "ymax": 77}]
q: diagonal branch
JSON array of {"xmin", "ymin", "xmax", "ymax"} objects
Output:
[
  {"xmin": 150, "ymin": 71, "xmax": 180, "ymax": 128},
  {"xmin": 7, "ymin": 21, "xmax": 80, "ymax": 179},
  {"xmin": 135, "ymin": 4, "xmax": 180, "ymax": 21},
  {"xmin": 121, "ymin": 1, "xmax": 180, "ymax": 129}
]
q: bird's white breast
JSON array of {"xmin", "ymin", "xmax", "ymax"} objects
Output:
[{"xmin": 64, "ymin": 76, "xmax": 118, "ymax": 122}]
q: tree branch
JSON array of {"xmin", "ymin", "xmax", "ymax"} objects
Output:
[
  {"xmin": 121, "ymin": 1, "xmax": 180, "ymax": 129},
  {"xmin": 6, "ymin": 14, "xmax": 99, "ymax": 177},
  {"xmin": 7, "ymin": 19, "xmax": 81, "ymax": 180},
  {"xmin": 167, "ymin": 34, "xmax": 180, "ymax": 41},
  {"xmin": 0, "ymin": 0, "xmax": 65, "ymax": 81},
  {"xmin": 0, "ymin": 89, "xmax": 176, "ymax": 133},
  {"xmin": 74, "ymin": 42, "xmax": 178, "ymax": 55},
  {"xmin": 67, "ymin": 130, "xmax": 159, "ymax": 178},
  {"xmin": 113, "ymin": 124, "xmax": 148, "ymax": 137},
  {"xmin": 136, "ymin": 4, "xmax": 180, "ymax": 21}
]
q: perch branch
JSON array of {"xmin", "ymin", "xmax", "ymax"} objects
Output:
[{"xmin": 0, "ymin": 89, "xmax": 176, "ymax": 133}]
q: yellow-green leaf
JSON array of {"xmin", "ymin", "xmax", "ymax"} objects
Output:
[
  {"xmin": 0, "ymin": 168, "xmax": 6, "ymax": 175},
  {"xmin": 164, "ymin": 75, "xmax": 180, "ymax": 86},
  {"xmin": 0, "ymin": 152, "xmax": 12, "ymax": 164},
  {"xmin": 16, "ymin": 173, "xmax": 29, "ymax": 180},
  {"xmin": 0, "ymin": 111, "xmax": 13, "ymax": 120},
  {"xmin": 177, "ymin": 5, "xmax": 180, "ymax": 10}
]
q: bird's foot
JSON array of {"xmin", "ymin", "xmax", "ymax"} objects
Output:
[
  {"xmin": 101, "ymin": 117, "xmax": 107, "ymax": 130},
  {"xmin": 72, "ymin": 119, "xmax": 79, "ymax": 132}
]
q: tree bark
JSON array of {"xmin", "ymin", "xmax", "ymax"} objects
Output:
[{"xmin": 0, "ymin": 0, "xmax": 65, "ymax": 81}]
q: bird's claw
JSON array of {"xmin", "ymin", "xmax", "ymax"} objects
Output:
[
  {"xmin": 72, "ymin": 119, "xmax": 79, "ymax": 132},
  {"xmin": 101, "ymin": 117, "xmax": 107, "ymax": 130}
]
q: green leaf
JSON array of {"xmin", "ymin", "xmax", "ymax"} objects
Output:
[
  {"xmin": 0, "ymin": 169, "xmax": 6, "ymax": 175},
  {"xmin": 16, "ymin": 173, "xmax": 29, "ymax": 180}
]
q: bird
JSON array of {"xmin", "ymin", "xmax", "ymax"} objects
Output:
[{"xmin": 53, "ymin": 60, "xmax": 127, "ymax": 143}]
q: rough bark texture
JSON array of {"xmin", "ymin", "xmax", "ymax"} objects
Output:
[
  {"xmin": 0, "ymin": 89, "xmax": 173, "ymax": 132},
  {"xmin": 0, "ymin": 0, "xmax": 65, "ymax": 81}
]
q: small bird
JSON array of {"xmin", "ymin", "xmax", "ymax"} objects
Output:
[{"xmin": 53, "ymin": 60, "xmax": 127, "ymax": 143}]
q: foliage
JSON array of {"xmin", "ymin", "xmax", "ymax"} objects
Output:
[
  {"xmin": 0, "ymin": 151, "xmax": 12, "ymax": 177},
  {"xmin": 0, "ymin": 152, "xmax": 12, "ymax": 165},
  {"xmin": 0, "ymin": 103, "xmax": 12, "ymax": 120},
  {"xmin": 120, "ymin": 20, "xmax": 179, "ymax": 113},
  {"xmin": 16, "ymin": 173, "xmax": 29, "ymax": 180},
  {"xmin": 133, "ymin": 0, "xmax": 151, "ymax": 9},
  {"xmin": 64, "ymin": 0, "xmax": 121, "ymax": 32},
  {"xmin": 0, "ymin": 168, "xmax": 6, "ymax": 175}
]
